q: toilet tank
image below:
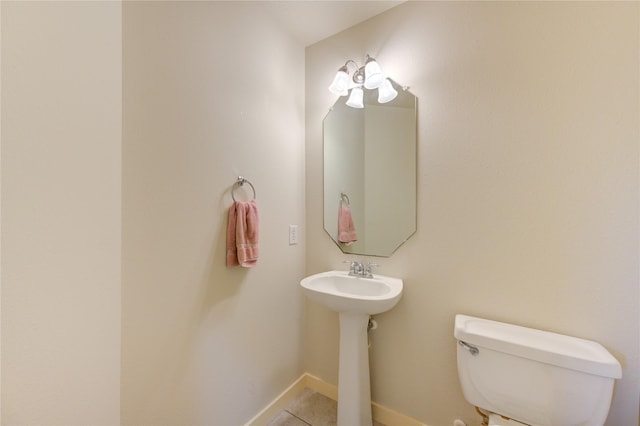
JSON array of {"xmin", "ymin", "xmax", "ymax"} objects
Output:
[{"xmin": 454, "ymin": 315, "xmax": 622, "ymax": 426}]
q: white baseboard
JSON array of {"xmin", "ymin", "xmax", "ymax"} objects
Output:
[
  {"xmin": 244, "ymin": 374, "xmax": 309, "ymax": 426},
  {"xmin": 245, "ymin": 372, "xmax": 427, "ymax": 426}
]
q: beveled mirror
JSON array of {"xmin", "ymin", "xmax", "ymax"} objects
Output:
[{"xmin": 323, "ymin": 79, "xmax": 417, "ymax": 257}]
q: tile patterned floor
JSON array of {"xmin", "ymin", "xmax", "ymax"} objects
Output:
[{"xmin": 266, "ymin": 388, "xmax": 386, "ymax": 426}]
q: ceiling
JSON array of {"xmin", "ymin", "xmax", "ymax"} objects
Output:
[{"xmin": 266, "ymin": 1, "xmax": 404, "ymax": 46}]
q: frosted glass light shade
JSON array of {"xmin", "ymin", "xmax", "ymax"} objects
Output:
[
  {"xmin": 346, "ymin": 87, "xmax": 364, "ymax": 108},
  {"xmin": 364, "ymin": 60, "xmax": 384, "ymax": 89},
  {"xmin": 329, "ymin": 70, "xmax": 350, "ymax": 96},
  {"xmin": 377, "ymin": 79, "xmax": 398, "ymax": 103}
]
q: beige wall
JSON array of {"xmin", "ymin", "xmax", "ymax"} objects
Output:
[
  {"xmin": 1, "ymin": 2, "xmax": 122, "ymax": 424},
  {"xmin": 305, "ymin": 2, "xmax": 639, "ymax": 426},
  {"xmin": 121, "ymin": 2, "xmax": 306, "ymax": 425},
  {"xmin": 2, "ymin": 2, "xmax": 307, "ymax": 424}
]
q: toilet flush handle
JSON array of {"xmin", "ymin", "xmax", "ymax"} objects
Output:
[{"xmin": 459, "ymin": 340, "xmax": 479, "ymax": 356}]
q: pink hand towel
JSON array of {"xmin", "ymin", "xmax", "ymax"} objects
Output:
[
  {"xmin": 226, "ymin": 203, "xmax": 239, "ymax": 267},
  {"xmin": 226, "ymin": 200, "xmax": 259, "ymax": 268},
  {"xmin": 338, "ymin": 203, "xmax": 357, "ymax": 245}
]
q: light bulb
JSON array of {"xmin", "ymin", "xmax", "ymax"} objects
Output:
[
  {"xmin": 346, "ymin": 87, "xmax": 364, "ymax": 108},
  {"xmin": 328, "ymin": 69, "xmax": 350, "ymax": 96},
  {"xmin": 377, "ymin": 79, "xmax": 398, "ymax": 103},
  {"xmin": 364, "ymin": 59, "xmax": 384, "ymax": 89}
]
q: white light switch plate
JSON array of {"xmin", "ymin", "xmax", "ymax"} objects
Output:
[{"xmin": 289, "ymin": 225, "xmax": 298, "ymax": 245}]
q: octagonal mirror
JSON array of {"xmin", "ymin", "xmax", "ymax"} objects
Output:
[{"xmin": 323, "ymin": 79, "xmax": 417, "ymax": 257}]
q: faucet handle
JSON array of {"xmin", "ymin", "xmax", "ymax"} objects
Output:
[
  {"xmin": 343, "ymin": 260, "xmax": 356, "ymax": 271},
  {"xmin": 343, "ymin": 260, "xmax": 355, "ymax": 268},
  {"xmin": 364, "ymin": 262, "xmax": 379, "ymax": 277},
  {"xmin": 343, "ymin": 260, "xmax": 364, "ymax": 276}
]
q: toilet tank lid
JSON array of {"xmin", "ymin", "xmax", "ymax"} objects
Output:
[{"xmin": 454, "ymin": 315, "xmax": 622, "ymax": 379}]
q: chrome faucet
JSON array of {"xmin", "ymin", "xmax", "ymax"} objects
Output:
[{"xmin": 344, "ymin": 260, "xmax": 379, "ymax": 278}]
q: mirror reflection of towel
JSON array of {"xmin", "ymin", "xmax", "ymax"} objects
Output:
[
  {"xmin": 226, "ymin": 200, "xmax": 259, "ymax": 267},
  {"xmin": 338, "ymin": 203, "xmax": 357, "ymax": 245}
]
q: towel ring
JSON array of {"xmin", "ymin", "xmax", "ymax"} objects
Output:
[
  {"xmin": 340, "ymin": 192, "xmax": 350, "ymax": 205},
  {"xmin": 231, "ymin": 176, "xmax": 256, "ymax": 202}
]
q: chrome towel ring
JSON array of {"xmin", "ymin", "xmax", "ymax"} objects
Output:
[{"xmin": 231, "ymin": 176, "xmax": 256, "ymax": 202}]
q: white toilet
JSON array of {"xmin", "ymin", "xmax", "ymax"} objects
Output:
[{"xmin": 454, "ymin": 314, "xmax": 622, "ymax": 426}]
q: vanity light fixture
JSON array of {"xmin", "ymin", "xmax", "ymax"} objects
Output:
[{"xmin": 328, "ymin": 55, "xmax": 397, "ymax": 107}]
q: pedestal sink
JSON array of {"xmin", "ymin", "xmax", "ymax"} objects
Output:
[{"xmin": 300, "ymin": 270, "xmax": 403, "ymax": 426}]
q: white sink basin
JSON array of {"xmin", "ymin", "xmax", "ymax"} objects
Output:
[{"xmin": 300, "ymin": 270, "xmax": 403, "ymax": 315}]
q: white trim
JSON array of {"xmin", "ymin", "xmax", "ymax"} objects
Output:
[
  {"xmin": 303, "ymin": 373, "xmax": 338, "ymax": 400},
  {"xmin": 371, "ymin": 401, "xmax": 428, "ymax": 426},
  {"xmin": 245, "ymin": 373, "xmax": 428, "ymax": 426},
  {"xmin": 244, "ymin": 374, "xmax": 308, "ymax": 426}
]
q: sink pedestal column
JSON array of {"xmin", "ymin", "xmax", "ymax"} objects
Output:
[{"xmin": 337, "ymin": 312, "xmax": 372, "ymax": 426}]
